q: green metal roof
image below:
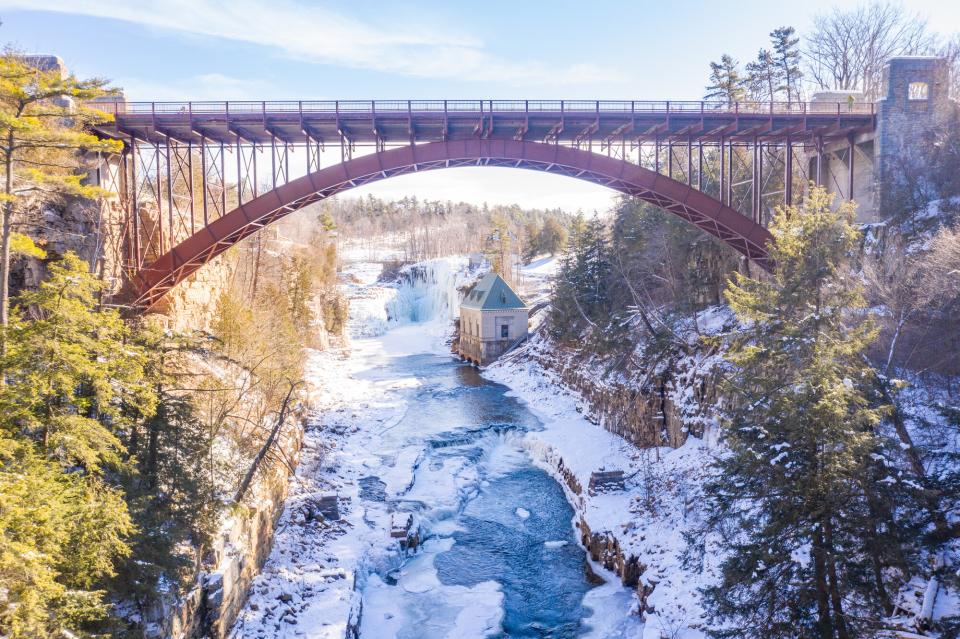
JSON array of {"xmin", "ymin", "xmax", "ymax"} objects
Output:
[{"xmin": 460, "ymin": 272, "xmax": 528, "ymax": 311}]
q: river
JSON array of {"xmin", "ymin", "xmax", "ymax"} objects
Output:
[
  {"xmin": 357, "ymin": 351, "xmax": 602, "ymax": 637},
  {"xmin": 231, "ymin": 257, "xmax": 643, "ymax": 639}
]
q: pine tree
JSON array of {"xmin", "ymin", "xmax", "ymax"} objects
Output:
[
  {"xmin": 746, "ymin": 49, "xmax": 782, "ymax": 102},
  {"xmin": 0, "ymin": 252, "xmax": 149, "ymax": 637},
  {"xmin": 483, "ymin": 214, "xmax": 512, "ymax": 278},
  {"xmin": 522, "ymin": 220, "xmax": 542, "ymax": 263},
  {"xmin": 539, "ymin": 217, "xmax": 568, "ymax": 256},
  {"xmin": 1, "ymin": 252, "xmax": 154, "ymax": 471},
  {"xmin": 0, "ymin": 53, "xmax": 121, "ymax": 347},
  {"xmin": 771, "ymin": 26, "xmax": 803, "ymax": 103},
  {"xmin": 705, "ymin": 54, "xmax": 746, "ymax": 105},
  {"xmin": 114, "ymin": 330, "xmax": 219, "ymax": 614},
  {"xmin": 698, "ymin": 187, "xmax": 899, "ymax": 639},
  {"xmin": 548, "ymin": 215, "xmax": 615, "ymax": 345}
]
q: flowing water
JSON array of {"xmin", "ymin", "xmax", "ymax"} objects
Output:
[
  {"xmin": 318, "ymin": 256, "xmax": 638, "ymax": 638},
  {"xmin": 357, "ymin": 352, "xmax": 603, "ymax": 638}
]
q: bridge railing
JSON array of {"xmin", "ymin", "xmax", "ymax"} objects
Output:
[{"xmin": 92, "ymin": 99, "xmax": 876, "ymax": 117}]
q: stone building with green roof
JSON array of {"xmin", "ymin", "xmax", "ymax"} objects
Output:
[{"xmin": 458, "ymin": 272, "xmax": 530, "ymax": 365}]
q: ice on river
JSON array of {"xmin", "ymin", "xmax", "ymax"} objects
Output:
[
  {"xmin": 231, "ymin": 257, "xmax": 645, "ymax": 639},
  {"xmin": 361, "ymin": 538, "xmax": 505, "ymax": 639}
]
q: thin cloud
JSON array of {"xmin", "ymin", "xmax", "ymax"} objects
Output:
[
  {"xmin": 2, "ymin": 0, "xmax": 627, "ymax": 85},
  {"xmin": 118, "ymin": 73, "xmax": 276, "ymax": 101}
]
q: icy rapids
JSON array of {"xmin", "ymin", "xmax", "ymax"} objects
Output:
[{"xmin": 231, "ymin": 257, "xmax": 642, "ymax": 639}]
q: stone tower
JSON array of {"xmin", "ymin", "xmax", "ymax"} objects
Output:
[{"xmin": 874, "ymin": 56, "xmax": 955, "ymax": 216}]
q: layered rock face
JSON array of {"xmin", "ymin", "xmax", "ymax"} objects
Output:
[
  {"xmin": 144, "ymin": 423, "xmax": 305, "ymax": 639},
  {"xmin": 532, "ymin": 338, "xmax": 723, "ymax": 450}
]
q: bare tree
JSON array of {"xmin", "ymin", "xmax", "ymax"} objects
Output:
[
  {"xmin": 805, "ymin": 2, "xmax": 937, "ymax": 100},
  {"xmin": 939, "ymin": 33, "xmax": 960, "ymax": 98}
]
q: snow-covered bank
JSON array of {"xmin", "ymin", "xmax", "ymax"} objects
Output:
[
  {"xmin": 483, "ymin": 334, "xmax": 724, "ymax": 639},
  {"xmin": 230, "ymin": 255, "xmax": 652, "ymax": 638}
]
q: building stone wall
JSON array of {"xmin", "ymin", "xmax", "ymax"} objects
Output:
[
  {"xmin": 803, "ymin": 56, "xmax": 956, "ymax": 223},
  {"xmin": 875, "ymin": 56, "xmax": 957, "ymax": 217}
]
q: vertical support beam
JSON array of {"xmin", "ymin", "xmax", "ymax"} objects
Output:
[
  {"xmin": 816, "ymin": 136, "xmax": 823, "ymax": 186},
  {"xmin": 784, "ymin": 137, "xmax": 793, "ymax": 206},
  {"xmin": 667, "ymin": 140, "xmax": 673, "ymax": 179},
  {"xmin": 271, "ymin": 132, "xmax": 277, "ymax": 190},
  {"xmin": 129, "ymin": 137, "xmax": 141, "ymax": 269},
  {"xmin": 236, "ymin": 135, "xmax": 243, "ymax": 206},
  {"xmin": 847, "ymin": 136, "xmax": 855, "ymax": 201},
  {"xmin": 283, "ymin": 140, "xmax": 289, "ymax": 184},
  {"xmin": 305, "ymin": 133, "xmax": 312, "ymax": 176},
  {"xmin": 655, "ymin": 138, "xmax": 660, "ymax": 174},
  {"xmin": 750, "ymin": 140, "xmax": 758, "ymax": 223},
  {"xmin": 697, "ymin": 141, "xmax": 703, "ymax": 191},
  {"xmin": 686, "ymin": 137, "xmax": 693, "ymax": 186},
  {"xmin": 219, "ymin": 140, "xmax": 226, "ymax": 218},
  {"xmin": 252, "ymin": 142, "xmax": 259, "ymax": 198},
  {"xmin": 719, "ymin": 137, "xmax": 726, "ymax": 205},
  {"xmin": 727, "ymin": 142, "xmax": 734, "ymax": 207},
  {"xmin": 201, "ymin": 136, "xmax": 209, "ymax": 227},
  {"xmin": 756, "ymin": 140, "xmax": 763, "ymax": 224},
  {"xmin": 154, "ymin": 140, "xmax": 164, "ymax": 255},
  {"xmin": 165, "ymin": 135, "xmax": 174, "ymax": 250},
  {"xmin": 187, "ymin": 141, "xmax": 195, "ymax": 236}
]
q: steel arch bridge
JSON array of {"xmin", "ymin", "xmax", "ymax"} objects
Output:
[{"xmin": 90, "ymin": 99, "xmax": 877, "ymax": 310}]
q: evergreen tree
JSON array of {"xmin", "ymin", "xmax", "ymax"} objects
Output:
[
  {"xmin": 1, "ymin": 252, "xmax": 154, "ymax": 471},
  {"xmin": 548, "ymin": 215, "xmax": 615, "ymax": 345},
  {"xmin": 522, "ymin": 220, "xmax": 542, "ymax": 263},
  {"xmin": 578, "ymin": 216, "xmax": 614, "ymax": 322},
  {"xmin": 746, "ymin": 49, "xmax": 782, "ymax": 101},
  {"xmin": 0, "ymin": 252, "xmax": 149, "ymax": 637},
  {"xmin": 0, "ymin": 53, "xmax": 121, "ymax": 344},
  {"xmin": 771, "ymin": 26, "xmax": 803, "ymax": 103},
  {"xmin": 114, "ymin": 333, "xmax": 219, "ymax": 615},
  {"xmin": 705, "ymin": 54, "xmax": 746, "ymax": 105},
  {"xmin": 483, "ymin": 214, "xmax": 512, "ymax": 278},
  {"xmin": 539, "ymin": 217, "xmax": 568, "ymax": 256},
  {"xmin": 697, "ymin": 187, "xmax": 902, "ymax": 639}
]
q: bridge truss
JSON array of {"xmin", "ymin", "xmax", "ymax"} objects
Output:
[{"xmin": 90, "ymin": 100, "xmax": 875, "ymax": 308}]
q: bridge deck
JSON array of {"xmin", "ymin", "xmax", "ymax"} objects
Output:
[{"xmin": 93, "ymin": 99, "xmax": 875, "ymax": 146}]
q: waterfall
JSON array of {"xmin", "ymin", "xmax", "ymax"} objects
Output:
[
  {"xmin": 342, "ymin": 256, "xmax": 481, "ymax": 338},
  {"xmin": 386, "ymin": 256, "xmax": 475, "ymax": 324}
]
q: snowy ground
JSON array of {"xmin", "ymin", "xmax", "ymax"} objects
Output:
[
  {"xmin": 484, "ymin": 346, "xmax": 720, "ymax": 639},
  {"xmin": 230, "ymin": 257, "xmax": 646, "ymax": 638},
  {"xmin": 230, "ymin": 317, "xmax": 459, "ymax": 639}
]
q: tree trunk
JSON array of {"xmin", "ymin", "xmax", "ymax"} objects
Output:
[
  {"xmin": 234, "ymin": 382, "xmax": 298, "ymax": 504},
  {"xmin": 863, "ymin": 480, "xmax": 894, "ymax": 613},
  {"xmin": 813, "ymin": 525, "xmax": 835, "ymax": 639},
  {"xmin": 824, "ymin": 518, "xmax": 850, "ymax": 639},
  {"xmin": 1, "ymin": 138, "xmax": 14, "ymax": 374}
]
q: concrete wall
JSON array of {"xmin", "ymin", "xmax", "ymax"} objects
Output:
[{"xmin": 806, "ymin": 136, "xmax": 878, "ymax": 222}]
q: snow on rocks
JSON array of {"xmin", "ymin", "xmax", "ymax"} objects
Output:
[{"xmin": 484, "ymin": 341, "xmax": 724, "ymax": 639}]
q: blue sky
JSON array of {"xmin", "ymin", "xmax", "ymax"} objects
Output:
[{"xmin": 1, "ymin": 0, "xmax": 957, "ymax": 212}]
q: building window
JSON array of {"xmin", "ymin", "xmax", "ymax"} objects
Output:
[
  {"xmin": 908, "ymin": 81, "xmax": 929, "ymax": 100},
  {"xmin": 501, "ymin": 324, "xmax": 509, "ymax": 338}
]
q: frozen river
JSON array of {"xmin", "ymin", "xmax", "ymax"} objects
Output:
[
  {"xmin": 357, "ymin": 351, "xmax": 601, "ymax": 637},
  {"xmin": 231, "ymin": 258, "xmax": 643, "ymax": 639}
]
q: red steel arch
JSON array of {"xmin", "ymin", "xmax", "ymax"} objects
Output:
[{"xmin": 130, "ymin": 139, "xmax": 774, "ymax": 310}]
